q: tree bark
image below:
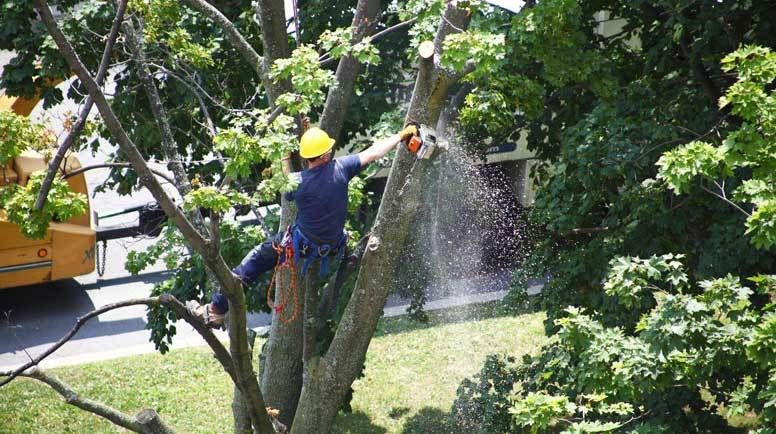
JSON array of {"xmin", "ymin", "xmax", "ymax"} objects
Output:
[
  {"xmin": 254, "ymin": 0, "xmax": 292, "ymax": 107},
  {"xmin": 259, "ymin": 198, "xmax": 304, "ymax": 427},
  {"xmin": 233, "ymin": 329, "xmax": 258, "ymax": 434},
  {"xmin": 136, "ymin": 409, "xmax": 176, "ymax": 434},
  {"xmin": 290, "ymin": 4, "xmax": 472, "ymax": 432}
]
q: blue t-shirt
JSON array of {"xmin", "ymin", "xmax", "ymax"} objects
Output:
[{"xmin": 286, "ymin": 155, "xmax": 362, "ymax": 243}]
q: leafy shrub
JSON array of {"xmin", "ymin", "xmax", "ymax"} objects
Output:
[
  {"xmin": 454, "ymin": 254, "xmax": 775, "ymax": 432},
  {"xmin": 449, "ymin": 354, "xmax": 522, "ymax": 433}
]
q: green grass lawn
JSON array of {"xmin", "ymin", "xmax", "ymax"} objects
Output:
[{"xmin": 0, "ymin": 303, "xmax": 546, "ymax": 433}]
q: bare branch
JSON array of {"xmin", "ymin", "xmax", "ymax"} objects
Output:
[
  {"xmin": 150, "ymin": 67, "xmax": 218, "ymax": 137},
  {"xmin": 0, "ymin": 294, "xmax": 240, "ymax": 392},
  {"xmin": 15, "ymin": 369, "xmax": 178, "ymax": 433},
  {"xmin": 18, "ymin": 369, "xmax": 146, "ymax": 432},
  {"xmin": 34, "ymin": 0, "xmax": 128, "ymax": 211},
  {"xmin": 33, "ymin": 0, "xmax": 209, "ymax": 252},
  {"xmin": 0, "ymin": 297, "xmax": 158, "ymax": 387},
  {"xmin": 700, "ymin": 183, "xmax": 751, "ymax": 217},
  {"xmin": 370, "ymin": 17, "xmax": 417, "ymax": 42},
  {"xmin": 63, "ymin": 162, "xmax": 175, "ymax": 185},
  {"xmin": 568, "ymin": 226, "xmax": 610, "ymax": 235},
  {"xmin": 124, "ymin": 21, "xmax": 197, "ymax": 200},
  {"xmin": 318, "ymin": 17, "xmax": 417, "ymax": 68}
]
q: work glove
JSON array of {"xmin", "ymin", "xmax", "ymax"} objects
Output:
[{"xmin": 399, "ymin": 122, "xmax": 419, "ymax": 142}]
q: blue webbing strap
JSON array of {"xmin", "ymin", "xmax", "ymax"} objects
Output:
[{"xmin": 291, "ymin": 225, "xmax": 347, "ymax": 278}]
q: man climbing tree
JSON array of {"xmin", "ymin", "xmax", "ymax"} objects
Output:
[{"xmin": 188, "ymin": 124, "xmax": 419, "ymax": 328}]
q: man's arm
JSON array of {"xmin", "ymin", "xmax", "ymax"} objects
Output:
[
  {"xmin": 357, "ymin": 125, "xmax": 418, "ymax": 167},
  {"xmin": 357, "ymin": 133, "xmax": 402, "ymax": 167}
]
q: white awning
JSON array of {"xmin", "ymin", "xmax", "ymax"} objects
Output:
[{"xmin": 482, "ymin": 0, "xmax": 524, "ymax": 14}]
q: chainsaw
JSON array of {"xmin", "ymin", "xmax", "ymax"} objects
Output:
[{"xmin": 405, "ymin": 124, "xmax": 447, "ymax": 159}]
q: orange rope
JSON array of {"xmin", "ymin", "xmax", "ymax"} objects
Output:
[{"xmin": 265, "ymin": 239, "xmax": 300, "ymax": 324}]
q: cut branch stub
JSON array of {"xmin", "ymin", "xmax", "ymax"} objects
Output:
[
  {"xmin": 418, "ymin": 40, "xmax": 435, "ymax": 59},
  {"xmin": 135, "ymin": 409, "xmax": 176, "ymax": 434}
]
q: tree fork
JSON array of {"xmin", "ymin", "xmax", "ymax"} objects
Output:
[{"xmin": 289, "ymin": 3, "xmax": 472, "ymax": 432}]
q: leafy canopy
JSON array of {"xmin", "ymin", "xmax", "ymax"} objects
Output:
[{"xmin": 658, "ymin": 46, "xmax": 776, "ymax": 249}]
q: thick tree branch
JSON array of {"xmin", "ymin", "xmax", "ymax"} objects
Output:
[
  {"xmin": 33, "ymin": 0, "xmax": 208, "ymax": 252},
  {"xmin": 254, "ymin": 0, "xmax": 292, "ymax": 108},
  {"xmin": 181, "ymin": 0, "xmax": 264, "ymax": 79},
  {"xmin": 301, "ymin": 263, "xmax": 320, "ymax": 364},
  {"xmin": 209, "ymin": 211, "xmax": 221, "ymax": 248},
  {"xmin": 135, "ymin": 409, "xmax": 176, "ymax": 434},
  {"xmin": 124, "ymin": 21, "xmax": 198, "ymax": 203},
  {"xmin": 158, "ymin": 294, "xmax": 240, "ymax": 384},
  {"xmin": 17, "ymin": 369, "xmax": 147, "ymax": 433},
  {"xmin": 34, "ymin": 0, "xmax": 128, "ymax": 211},
  {"xmin": 316, "ymin": 233, "xmax": 369, "ymax": 324},
  {"xmin": 17, "ymin": 368, "xmax": 178, "ymax": 434},
  {"xmin": 251, "ymin": 0, "xmax": 307, "ymax": 427},
  {"xmin": 319, "ymin": 0, "xmax": 380, "ymax": 140},
  {"xmin": 437, "ymin": 82, "xmax": 473, "ymax": 133}
]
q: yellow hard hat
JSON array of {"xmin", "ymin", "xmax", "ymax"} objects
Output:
[{"xmin": 299, "ymin": 127, "xmax": 336, "ymax": 158}]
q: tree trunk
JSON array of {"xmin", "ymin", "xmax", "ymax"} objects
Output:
[
  {"xmin": 259, "ymin": 197, "xmax": 304, "ymax": 427},
  {"xmin": 260, "ymin": 0, "xmax": 380, "ymax": 425},
  {"xmin": 290, "ymin": 4, "xmax": 472, "ymax": 432},
  {"xmin": 232, "ymin": 329, "xmax": 259, "ymax": 434}
]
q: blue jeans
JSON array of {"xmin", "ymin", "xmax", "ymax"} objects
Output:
[{"xmin": 211, "ymin": 232, "xmax": 283, "ymax": 313}]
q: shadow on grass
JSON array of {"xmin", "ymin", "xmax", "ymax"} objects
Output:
[
  {"xmin": 401, "ymin": 407, "xmax": 453, "ymax": 434},
  {"xmin": 374, "ymin": 300, "xmax": 541, "ymax": 338},
  {"xmin": 333, "ymin": 410, "xmax": 388, "ymax": 434}
]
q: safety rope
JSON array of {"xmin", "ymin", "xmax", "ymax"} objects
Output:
[
  {"xmin": 96, "ymin": 239, "xmax": 107, "ymax": 277},
  {"xmin": 265, "ymin": 238, "xmax": 300, "ymax": 324}
]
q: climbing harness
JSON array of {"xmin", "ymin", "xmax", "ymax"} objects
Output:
[
  {"xmin": 291, "ymin": 225, "xmax": 347, "ymax": 279},
  {"xmin": 265, "ymin": 225, "xmax": 347, "ymax": 324}
]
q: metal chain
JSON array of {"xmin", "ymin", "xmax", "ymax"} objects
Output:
[{"xmin": 96, "ymin": 240, "xmax": 107, "ymax": 277}]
